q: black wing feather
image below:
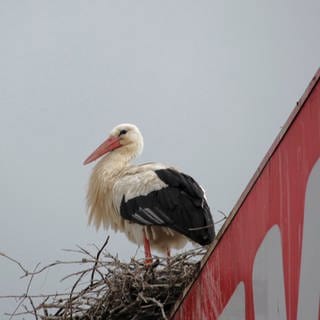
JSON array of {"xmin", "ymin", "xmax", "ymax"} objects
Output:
[{"xmin": 120, "ymin": 168, "xmax": 215, "ymax": 245}]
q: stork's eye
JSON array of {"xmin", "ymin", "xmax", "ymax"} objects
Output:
[{"xmin": 119, "ymin": 129, "xmax": 128, "ymax": 136}]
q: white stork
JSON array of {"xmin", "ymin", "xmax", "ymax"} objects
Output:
[{"xmin": 83, "ymin": 123, "xmax": 215, "ymax": 265}]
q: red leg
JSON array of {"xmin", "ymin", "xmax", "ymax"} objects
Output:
[
  {"xmin": 143, "ymin": 230, "xmax": 152, "ymax": 267},
  {"xmin": 166, "ymin": 247, "xmax": 171, "ymax": 264}
]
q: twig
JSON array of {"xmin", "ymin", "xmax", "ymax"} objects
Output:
[
  {"xmin": 145, "ymin": 297, "xmax": 168, "ymax": 320},
  {"xmin": 217, "ymin": 209, "xmax": 227, "ymax": 219},
  {"xmin": 9, "ymin": 263, "xmax": 40, "ymax": 320},
  {"xmin": 0, "ymin": 252, "xmax": 29, "ymax": 276},
  {"xmin": 28, "ymin": 297, "xmax": 39, "ymax": 320},
  {"xmin": 90, "ymin": 235, "xmax": 109, "ymax": 286},
  {"xmin": 2, "ymin": 243, "xmax": 206, "ymax": 319},
  {"xmin": 188, "ymin": 223, "xmax": 215, "ymax": 231}
]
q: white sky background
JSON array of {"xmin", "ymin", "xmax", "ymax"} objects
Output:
[{"xmin": 0, "ymin": 0, "xmax": 319, "ymax": 317}]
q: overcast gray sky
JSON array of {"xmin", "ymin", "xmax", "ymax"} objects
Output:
[{"xmin": 0, "ymin": 0, "xmax": 319, "ymax": 317}]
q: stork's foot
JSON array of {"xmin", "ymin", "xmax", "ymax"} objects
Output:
[{"xmin": 144, "ymin": 257, "xmax": 152, "ymax": 268}]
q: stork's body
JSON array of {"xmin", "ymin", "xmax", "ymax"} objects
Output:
[{"xmin": 84, "ymin": 124, "xmax": 215, "ymax": 259}]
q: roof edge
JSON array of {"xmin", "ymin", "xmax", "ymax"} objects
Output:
[{"xmin": 170, "ymin": 67, "xmax": 320, "ymax": 319}]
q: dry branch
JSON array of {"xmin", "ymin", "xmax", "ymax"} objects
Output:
[
  {"xmin": 1, "ymin": 210, "xmax": 227, "ymax": 320},
  {"xmin": 1, "ymin": 242, "xmax": 209, "ymax": 320}
]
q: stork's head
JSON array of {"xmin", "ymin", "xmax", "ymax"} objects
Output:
[{"xmin": 83, "ymin": 123, "xmax": 144, "ymax": 165}]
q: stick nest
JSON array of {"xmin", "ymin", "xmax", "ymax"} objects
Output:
[{"xmin": 2, "ymin": 237, "xmax": 207, "ymax": 320}]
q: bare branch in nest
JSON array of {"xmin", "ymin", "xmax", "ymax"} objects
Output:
[
  {"xmin": 217, "ymin": 209, "xmax": 227, "ymax": 219},
  {"xmin": 90, "ymin": 235, "xmax": 110, "ymax": 286},
  {"xmin": 1, "ymin": 237, "xmax": 208, "ymax": 320},
  {"xmin": 1, "ymin": 212, "xmax": 227, "ymax": 319},
  {"xmin": 0, "ymin": 252, "xmax": 29, "ymax": 276},
  {"xmin": 7, "ymin": 262, "xmax": 40, "ymax": 320}
]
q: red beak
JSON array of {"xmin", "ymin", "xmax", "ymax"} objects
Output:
[{"xmin": 83, "ymin": 136, "xmax": 121, "ymax": 165}]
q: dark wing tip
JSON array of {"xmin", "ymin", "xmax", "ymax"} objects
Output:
[{"xmin": 187, "ymin": 218, "xmax": 215, "ymax": 246}]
